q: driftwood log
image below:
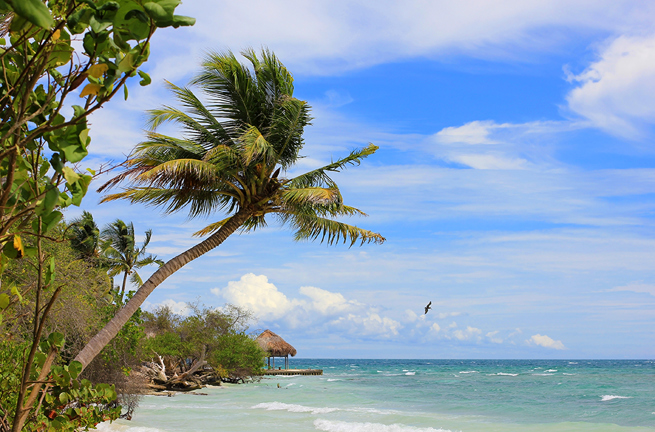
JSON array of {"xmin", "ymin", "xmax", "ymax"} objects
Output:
[{"xmin": 140, "ymin": 347, "xmax": 221, "ymax": 393}]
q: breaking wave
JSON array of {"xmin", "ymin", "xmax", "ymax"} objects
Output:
[{"xmin": 313, "ymin": 419, "xmax": 452, "ymax": 432}]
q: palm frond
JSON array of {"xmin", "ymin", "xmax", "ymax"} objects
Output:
[
  {"xmin": 268, "ymin": 96, "xmax": 311, "ymax": 168},
  {"xmin": 101, "ymin": 187, "xmax": 239, "ymax": 218},
  {"xmin": 136, "ymin": 159, "xmax": 223, "ymax": 188},
  {"xmin": 192, "ymin": 217, "xmax": 232, "ymax": 237},
  {"xmin": 191, "ymin": 50, "xmax": 262, "ymax": 132},
  {"xmin": 129, "ymin": 271, "xmax": 144, "ymax": 287},
  {"xmin": 281, "ymin": 187, "xmax": 341, "ymax": 206},
  {"xmin": 288, "ymin": 144, "xmax": 379, "ymax": 189},
  {"xmin": 238, "ymin": 126, "xmax": 277, "ymax": 166},
  {"xmin": 290, "ymin": 213, "xmax": 385, "ymax": 247}
]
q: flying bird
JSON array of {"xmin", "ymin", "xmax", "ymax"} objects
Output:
[{"xmin": 424, "ymin": 301, "xmax": 432, "ymax": 315}]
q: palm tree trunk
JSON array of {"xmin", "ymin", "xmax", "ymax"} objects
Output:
[
  {"xmin": 74, "ymin": 208, "xmax": 252, "ymax": 371},
  {"xmin": 119, "ymin": 270, "xmax": 129, "ymax": 301}
]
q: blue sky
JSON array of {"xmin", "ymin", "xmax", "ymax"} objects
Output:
[{"xmin": 72, "ymin": 1, "xmax": 655, "ymax": 359}]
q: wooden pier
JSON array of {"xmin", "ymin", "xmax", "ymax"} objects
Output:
[{"xmin": 263, "ymin": 368, "xmax": 323, "ymax": 376}]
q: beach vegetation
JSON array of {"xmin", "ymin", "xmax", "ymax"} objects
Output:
[
  {"xmin": 0, "ymin": 0, "xmax": 193, "ymax": 428},
  {"xmin": 140, "ymin": 302, "xmax": 264, "ymax": 385}
]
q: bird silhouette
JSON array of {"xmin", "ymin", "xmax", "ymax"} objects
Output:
[{"xmin": 424, "ymin": 301, "xmax": 432, "ymax": 314}]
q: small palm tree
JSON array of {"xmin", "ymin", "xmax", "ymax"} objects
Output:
[
  {"xmin": 101, "ymin": 219, "xmax": 164, "ymax": 301},
  {"xmin": 68, "ymin": 211, "xmax": 102, "ymax": 263},
  {"xmin": 75, "ymin": 49, "xmax": 384, "ymax": 369}
]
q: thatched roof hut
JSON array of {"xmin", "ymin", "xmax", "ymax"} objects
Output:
[{"xmin": 256, "ymin": 329, "xmax": 297, "ymax": 357}]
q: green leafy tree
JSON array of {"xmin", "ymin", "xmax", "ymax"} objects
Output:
[
  {"xmin": 140, "ymin": 303, "xmax": 262, "ymax": 380},
  {"xmin": 74, "ymin": 49, "xmax": 385, "ymax": 371},
  {"xmin": 210, "ymin": 333, "xmax": 265, "ymax": 380},
  {"xmin": 0, "ymin": 0, "xmax": 193, "ymax": 429},
  {"xmin": 101, "ymin": 219, "xmax": 163, "ymax": 300}
]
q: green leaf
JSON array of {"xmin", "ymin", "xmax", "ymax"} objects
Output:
[
  {"xmin": 48, "ymin": 331, "xmax": 65, "ymax": 348},
  {"xmin": 68, "ymin": 361, "xmax": 82, "ymax": 379},
  {"xmin": 143, "ymin": 1, "xmax": 172, "ymax": 21},
  {"xmin": 50, "ymin": 153, "xmax": 63, "ymax": 173},
  {"xmin": 59, "ymin": 392, "xmax": 69, "ymax": 404},
  {"xmin": 169, "ymin": 15, "xmax": 195, "ymax": 28},
  {"xmin": 11, "ymin": 0, "xmax": 55, "ymax": 29},
  {"xmin": 41, "ymin": 210, "xmax": 63, "ymax": 233},
  {"xmin": 61, "ymin": 166, "xmax": 80, "ymax": 184},
  {"xmin": 23, "ymin": 246, "xmax": 37, "ymax": 257},
  {"xmin": 118, "ymin": 52, "xmax": 136, "ymax": 73},
  {"xmin": 138, "ymin": 70, "xmax": 151, "ymax": 86},
  {"xmin": 3, "ymin": 234, "xmax": 24, "ymax": 259},
  {"xmin": 35, "ymin": 185, "xmax": 60, "ymax": 216},
  {"xmin": 9, "ymin": 285, "xmax": 21, "ymax": 302},
  {"xmin": 0, "ymin": 294, "xmax": 9, "ymax": 310},
  {"xmin": 44, "ymin": 256, "xmax": 55, "ymax": 286},
  {"xmin": 45, "ymin": 41, "xmax": 73, "ymax": 69},
  {"xmin": 124, "ymin": 83, "xmax": 129, "ymax": 100}
]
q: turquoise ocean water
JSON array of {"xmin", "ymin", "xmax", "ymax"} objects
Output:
[{"xmin": 98, "ymin": 359, "xmax": 655, "ymax": 432}]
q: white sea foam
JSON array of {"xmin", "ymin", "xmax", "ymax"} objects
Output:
[
  {"xmin": 405, "ymin": 372, "xmax": 416, "ymax": 375},
  {"xmin": 569, "ymin": 362, "xmax": 578, "ymax": 364},
  {"xmin": 327, "ymin": 379, "xmax": 342, "ymax": 382},
  {"xmin": 532, "ymin": 373, "xmax": 554, "ymax": 376},
  {"xmin": 459, "ymin": 371, "xmax": 477, "ymax": 374},
  {"xmin": 494, "ymin": 373, "xmax": 519, "ymax": 376},
  {"xmin": 253, "ymin": 402, "xmax": 339, "ymax": 414},
  {"xmin": 601, "ymin": 395, "xmax": 633, "ymax": 402},
  {"xmin": 96, "ymin": 424, "xmax": 165, "ymax": 432},
  {"xmin": 563, "ymin": 373, "xmax": 576, "ymax": 375},
  {"xmin": 314, "ymin": 419, "xmax": 453, "ymax": 432},
  {"xmin": 545, "ymin": 369, "xmax": 557, "ymax": 372},
  {"xmin": 286, "ymin": 383, "xmax": 296, "ymax": 387}
]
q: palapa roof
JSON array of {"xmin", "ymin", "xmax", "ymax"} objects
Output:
[{"xmin": 256, "ymin": 329, "xmax": 297, "ymax": 357}]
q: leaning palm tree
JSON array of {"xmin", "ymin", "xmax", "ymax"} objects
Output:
[
  {"xmin": 101, "ymin": 219, "xmax": 164, "ymax": 301},
  {"xmin": 74, "ymin": 49, "xmax": 384, "ymax": 370}
]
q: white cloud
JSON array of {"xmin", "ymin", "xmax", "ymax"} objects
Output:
[
  {"xmin": 212, "ymin": 273, "xmax": 296, "ymax": 320},
  {"xmin": 213, "ymin": 274, "xmax": 400, "ymax": 338},
  {"xmin": 299, "ymin": 285, "xmax": 357, "ymax": 315},
  {"xmin": 566, "ymin": 34, "xmax": 655, "ymax": 139},
  {"xmin": 176, "ymin": 1, "xmax": 655, "ymax": 75},
  {"xmin": 144, "ymin": 299, "xmax": 190, "ymax": 316},
  {"xmin": 435, "ymin": 121, "xmax": 499, "ymax": 145},
  {"xmin": 528, "ymin": 334, "xmax": 566, "ymax": 350},
  {"xmin": 437, "ymin": 311, "xmax": 462, "ymax": 319},
  {"xmin": 448, "ymin": 153, "xmax": 528, "ymax": 170},
  {"xmin": 486, "ymin": 331, "xmax": 503, "ymax": 344},
  {"xmin": 331, "ymin": 312, "xmax": 402, "ymax": 338},
  {"xmin": 452, "ymin": 326, "xmax": 483, "ymax": 341},
  {"xmin": 430, "ymin": 323, "xmax": 441, "ymax": 334},
  {"xmin": 610, "ymin": 282, "xmax": 655, "ymax": 296},
  {"xmin": 404, "ymin": 309, "xmax": 419, "ymax": 322}
]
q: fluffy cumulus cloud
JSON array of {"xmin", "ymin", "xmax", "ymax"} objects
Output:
[
  {"xmin": 213, "ymin": 274, "xmax": 399, "ymax": 339},
  {"xmin": 528, "ymin": 334, "xmax": 566, "ymax": 350},
  {"xmin": 211, "ymin": 273, "xmax": 296, "ymax": 320},
  {"xmin": 566, "ymin": 34, "xmax": 655, "ymax": 139}
]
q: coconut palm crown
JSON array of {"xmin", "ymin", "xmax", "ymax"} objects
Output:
[
  {"xmin": 75, "ymin": 49, "xmax": 384, "ymax": 370},
  {"xmin": 101, "ymin": 219, "xmax": 164, "ymax": 300},
  {"xmin": 100, "ymin": 49, "xmax": 384, "ymax": 246}
]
